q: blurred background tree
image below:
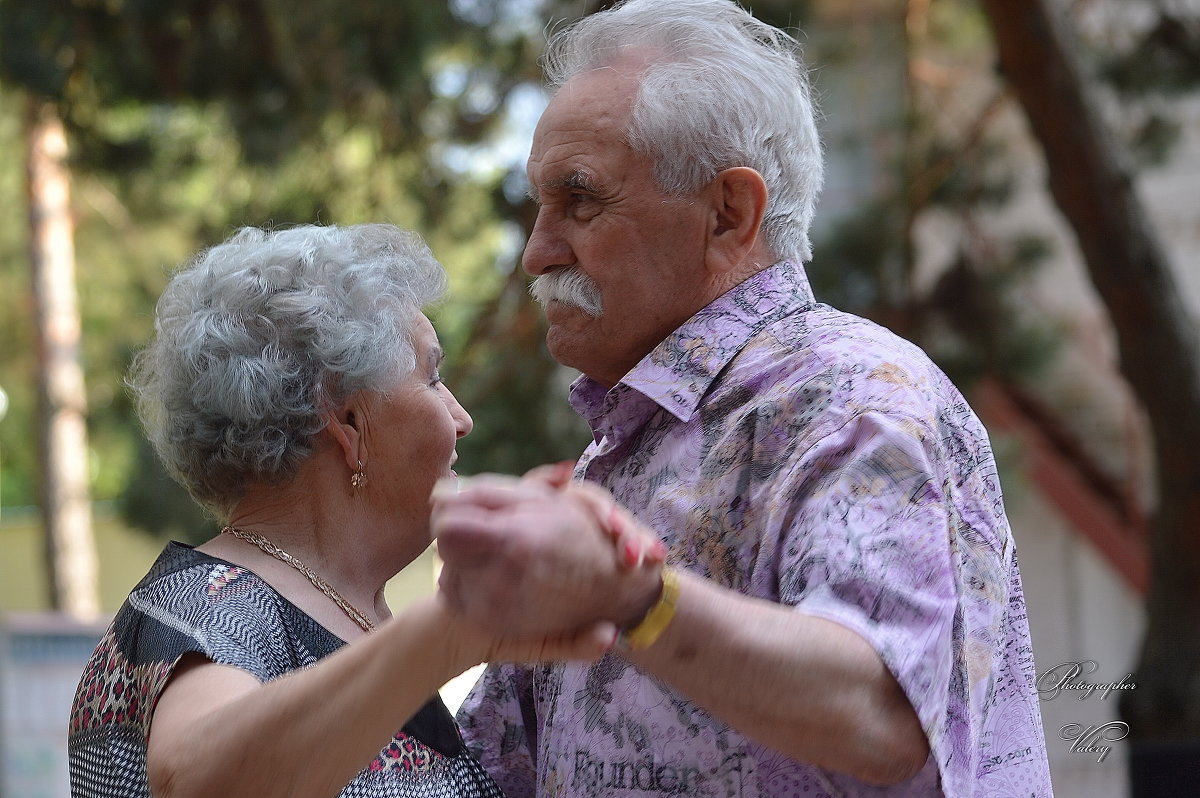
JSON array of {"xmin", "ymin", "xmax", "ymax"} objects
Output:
[
  {"xmin": 0, "ymin": 0, "xmax": 1197, "ymax": 792},
  {"xmin": 0, "ymin": 0, "xmax": 593, "ymax": 551},
  {"xmin": 981, "ymin": 0, "xmax": 1200, "ymax": 789}
]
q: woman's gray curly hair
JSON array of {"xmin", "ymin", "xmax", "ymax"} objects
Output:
[
  {"xmin": 128, "ymin": 224, "xmax": 447, "ymax": 518},
  {"xmin": 543, "ymin": 0, "xmax": 823, "ymax": 264}
]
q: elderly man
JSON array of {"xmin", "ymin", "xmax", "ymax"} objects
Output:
[{"xmin": 432, "ymin": 0, "xmax": 1053, "ymax": 796}]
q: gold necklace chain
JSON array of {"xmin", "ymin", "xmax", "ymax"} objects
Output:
[{"xmin": 221, "ymin": 526, "xmax": 375, "ymax": 632}]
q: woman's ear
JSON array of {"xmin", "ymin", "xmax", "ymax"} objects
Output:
[
  {"xmin": 322, "ymin": 397, "xmax": 365, "ymax": 474},
  {"xmin": 705, "ymin": 167, "xmax": 769, "ymax": 276}
]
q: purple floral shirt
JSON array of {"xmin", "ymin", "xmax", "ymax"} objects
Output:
[{"xmin": 458, "ymin": 261, "xmax": 1053, "ymax": 797}]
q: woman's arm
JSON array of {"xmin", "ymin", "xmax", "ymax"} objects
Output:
[{"xmin": 147, "ymin": 595, "xmax": 611, "ymax": 798}]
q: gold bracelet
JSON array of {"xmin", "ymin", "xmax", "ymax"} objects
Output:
[{"xmin": 618, "ymin": 567, "xmax": 680, "ymax": 651}]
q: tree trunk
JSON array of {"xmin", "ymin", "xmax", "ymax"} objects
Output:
[
  {"xmin": 26, "ymin": 98, "xmax": 100, "ymax": 620},
  {"xmin": 980, "ymin": 0, "xmax": 1200, "ymax": 792}
]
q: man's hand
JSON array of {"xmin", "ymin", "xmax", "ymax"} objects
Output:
[{"xmin": 431, "ymin": 473, "xmax": 664, "ymax": 636}]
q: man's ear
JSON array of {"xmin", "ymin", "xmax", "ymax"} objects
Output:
[
  {"xmin": 705, "ymin": 167, "xmax": 768, "ymax": 275},
  {"xmin": 322, "ymin": 397, "xmax": 366, "ymax": 473}
]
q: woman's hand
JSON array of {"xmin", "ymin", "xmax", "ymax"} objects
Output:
[{"xmin": 431, "ymin": 473, "xmax": 665, "ymax": 638}]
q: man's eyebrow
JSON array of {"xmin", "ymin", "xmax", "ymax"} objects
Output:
[
  {"xmin": 429, "ymin": 345, "xmax": 444, "ymax": 367},
  {"xmin": 536, "ymin": 169, "xmax": 602, "ymax": 198}
]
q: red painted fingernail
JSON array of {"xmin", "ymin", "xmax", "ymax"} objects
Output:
[
  {"xmin": 622, "ymin": 539, "xmax": 639, "ymax": 568},
  {"xmin": 607, "ymin": 505, "xmax": 624, "ymax": 537}
]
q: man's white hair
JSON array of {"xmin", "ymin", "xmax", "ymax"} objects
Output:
[{"xmin": 543, "ymin": 0, "xmax": 823, "ymax": 263}]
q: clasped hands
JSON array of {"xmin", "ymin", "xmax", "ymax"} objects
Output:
[{"xmin": 431, "ymin": 463, "xmax": 666, "ymax": 663}]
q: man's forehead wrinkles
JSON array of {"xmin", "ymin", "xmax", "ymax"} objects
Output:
[{"xmin": 535, "ymin": 125, "xmax": 611, "ymax": 152}]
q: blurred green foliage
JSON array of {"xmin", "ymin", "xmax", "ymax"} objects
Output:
[
  {"xmin": 1093, "ymin": 11, "xmax": 1200, "ymax": 166},
  {"xmin": 0, "ymin": 0, "xmax": 585, "ymax": 542}
]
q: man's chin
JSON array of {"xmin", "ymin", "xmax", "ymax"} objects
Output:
[{"xmin": 544, "ymin": 323, "xmax": 588, "ymax": 366}]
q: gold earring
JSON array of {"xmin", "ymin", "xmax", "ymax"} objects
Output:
[{"xmin": 350, "ymin": 461, "xmax": 367, "ymax": 489}]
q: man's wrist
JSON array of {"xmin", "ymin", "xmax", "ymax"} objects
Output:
[{"xmin": 618, "ymin": 566, "xmax": 680, "ymax": 651}]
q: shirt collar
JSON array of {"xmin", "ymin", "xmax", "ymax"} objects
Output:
[{"xmin": 569, "ymin": 260, "xmax": 816, "ymax": 425}]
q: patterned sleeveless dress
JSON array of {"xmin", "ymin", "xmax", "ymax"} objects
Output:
[{"xmin": 68, "ymin": 542, "xmax": 503, "ymax": 798}]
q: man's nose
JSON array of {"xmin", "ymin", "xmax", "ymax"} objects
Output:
[{"xmin": 522, "ymin": 209, "xmax": 573, "ymax": 276}]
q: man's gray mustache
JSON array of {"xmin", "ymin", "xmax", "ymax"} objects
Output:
[{"xmin": 530, "ymin": 269, "xmax": 603, "ymax": 317}]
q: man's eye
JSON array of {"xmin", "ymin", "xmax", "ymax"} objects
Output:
[
  {"xmin": 431, "ymin": 370, "xmax": 443, "ymax": 386},
  {"xmin": 570, "ymin": 194, "xmax": 601, "ymax": 218}
]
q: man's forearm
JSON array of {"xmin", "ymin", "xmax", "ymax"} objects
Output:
[
  {"xmin": 432, "ymin": 476, "xmax": 931, "ymax": 784},
  {"xmin": 624, "ymin": 569, "xmax": 930, "ymax": 786}
]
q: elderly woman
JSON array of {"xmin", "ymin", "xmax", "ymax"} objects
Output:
[{"xmin": 67, "ymin": 224, "xmax": 656, "ymax": 798}]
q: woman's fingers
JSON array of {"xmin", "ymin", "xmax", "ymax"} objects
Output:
[
  {"xmin": 521, "ymin": 461, "xmax": 576, "ymax": 489},
  {"xmin": 559, "ymin": 481, "xmax": 668, "ymax": 570},
  {"xmin": 441, "ymin": 469, "xmax": 666, "ymax": 570},
  {"xmin": 432, "ymin": 474, "xmax": 552, "ymax": 510}
]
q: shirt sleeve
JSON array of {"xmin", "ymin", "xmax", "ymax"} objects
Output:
[
  {"xmin": 774, "ymin": 408, "xmax": 1015, "ymax": 796},
  {"xmin": 456, "ymin": 662, "xmax": 539, "ymax": 798}
]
